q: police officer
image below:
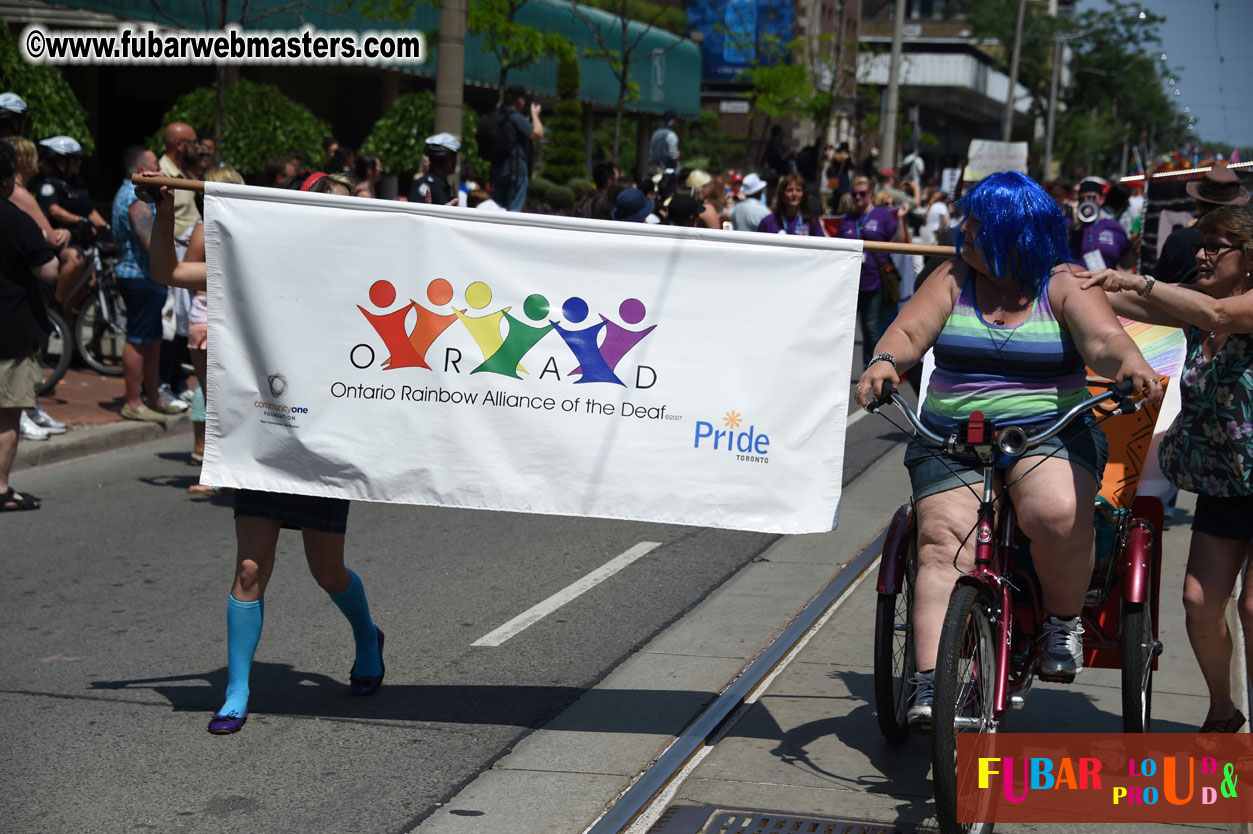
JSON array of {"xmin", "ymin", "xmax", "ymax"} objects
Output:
[
  {"xmin": 0, "ymin": 92, "xmax": 29, "ymax": 138},
  {"xmin": 31, "ymin": 136, "xmax": 108, "ymax": 243},
  {"xmin": 408, "ymin": 133, "xmax": 459, "ymax": 205}
]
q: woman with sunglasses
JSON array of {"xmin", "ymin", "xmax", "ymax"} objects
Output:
[
  {"xmin": 1080, "ymin": 204, "xmax": 1253, "ymax": 735},
  {"xmin": 835, "ymin": 175, "xmax": 905, "ymax": 362}
]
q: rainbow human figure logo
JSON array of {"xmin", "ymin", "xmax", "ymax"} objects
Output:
[{"xmin": 356, "ymin": 279, "xmax": 657, "ymax": 386}]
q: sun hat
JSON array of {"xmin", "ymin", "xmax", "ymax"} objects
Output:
[
  {"xmin": 740, "ymin": 172, "xmax": 767, "ymax": 197},
  {"xmin": 1186, "ymin": 165, "xmax": 1250, "ymax": 206}
]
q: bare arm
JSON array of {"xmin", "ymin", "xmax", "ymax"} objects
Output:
[
  {"xmin": 854, "ymin": 257, "xmax": 961, "ymax": 404},
  {"xmin": 1079, "ymin": 267, "xmax": 1253, "ymax": 332},
  {"xmin": 528, "ymin": 103, "xmax": 544, "ymax": 140},
  {"xmin": 33, "ymin": 256, "xmax": 57, "ymax": 283},
  {"xmin": 1053, "ymin": 265, "xmax": 1162, "ymax": 403},
  {"xmin": 185, "ymin": 222, "xmax": 205, "ymax": 263},
  {"xmin": 128, "ymin": 200, "xmax": 154, "ymax": 253},
  {"xmin": 148, "ymin": 183, "xmax": 207, "ymax": 291}
]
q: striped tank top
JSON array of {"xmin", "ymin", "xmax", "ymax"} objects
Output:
[{"xmin": 921, "ymin": 271, "xmax": 1088, "ymax": 432}]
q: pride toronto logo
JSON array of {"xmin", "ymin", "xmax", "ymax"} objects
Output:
[{"xmin": 352, "ymin": 278, "xmax": 657, "ymax": 388}]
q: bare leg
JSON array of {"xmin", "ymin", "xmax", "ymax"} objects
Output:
[
  {"xmin": 232, "ymin": 516, "xmax": 282, "ymax": 601},
  {"xmin": 913, "ymin": 484, "xmax": 986, "ymax": 671},
  {"xmin": 1183, "ymin": 531, "xmax": 1248, "ymax": 724},
  {"xmin": 189, "ymin": 346, "xmax": 207, "ymax": 458},
  {"xmin": 122, "ymin": 342, "xmax": 145, "ymax": 410},
  {"xmin": 1007, "ymin": 456, "xmax": 1098, "ymax": 617},
  {"xmin": 302, "ymin": 530, "xmax": 350, "ymax": 594},
  {"xmin": 0, "ymin": 407, "xmax": 19, "ymax": 494}
]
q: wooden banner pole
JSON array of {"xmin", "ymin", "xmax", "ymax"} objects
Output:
[{"xmin": 132, "ymin": 175, "xmax": 960, "ymax": 258}]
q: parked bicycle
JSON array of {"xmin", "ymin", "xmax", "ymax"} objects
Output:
[{"xmin": 868, "ymin": 378, "xmax": 1164, "ymax": 834}]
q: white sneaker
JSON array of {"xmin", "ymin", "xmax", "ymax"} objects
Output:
[
  {"xmin": 155, "ymin": 385, "xmax": 189, "ymax": 413},
  {"xmin": 907, "ymin": 670, "xmax": 935, "ymax": 726},
  {"xmin": 25, "ymin": 406, "xmax": 67, "ymax": 434},
  {"xmin": 178, "ymin": 387, "xmax": 196, "ymax": 405},
  {"xmin": 19, "ymin": 410, "xmax": 51, "ymax": 441},
  {"xmin": 1038, "ymin": 616, "xmax": 1084, "ymax": 678}
]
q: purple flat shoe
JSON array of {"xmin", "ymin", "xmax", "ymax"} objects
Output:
[
  {"xmin": 349, "ymin": 626, "xmax": 385, "ymax": 697},
  {"xmin": 208, "ymin": 712, "xmax": 247, "ymax": 734}
]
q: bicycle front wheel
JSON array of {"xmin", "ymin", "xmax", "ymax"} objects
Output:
[
  {"xmin": 933, "ymin": 584, "xmax": 998, "ymax": 834},
  {"xmin": 37, "ymin": 307, "xmax": 72, "ymax": 395},
  {"xmin": 74, "ymin": 288, "xmax": 126, "ymax": 376}
]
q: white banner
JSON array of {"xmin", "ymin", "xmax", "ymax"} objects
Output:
[
  {"xmin": 963, "ymin": 139, "xmax": 1029, "ymax": 182},
  {"xmin": 201, "ymin": 184, "xmax": 862, "ymax": 533}
]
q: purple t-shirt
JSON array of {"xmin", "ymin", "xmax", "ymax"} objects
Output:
[
  {"xmin": 835, "ymin": 206, "xmax": 897, "ymax": 292},
  {"xmin": 756, "ymin": 212, "xmax": 824, "ymax": 237},
  {"xmin": 1071, "ymin": 217, "xmax": 1128, "ymax": 268}
]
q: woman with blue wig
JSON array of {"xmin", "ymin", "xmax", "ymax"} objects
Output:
[{"xmin": 853, "ymin": 171, "xmax": 1162, "ymax": 726}]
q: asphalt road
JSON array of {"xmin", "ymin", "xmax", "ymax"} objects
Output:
[{"xmin": 0, "ymin": 396, "xmax": 907, "ymax": 834}]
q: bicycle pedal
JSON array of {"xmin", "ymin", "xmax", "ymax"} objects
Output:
[{"xmin": 1037, "ymin": 672, "xmax": 1076, "ymax": 684}]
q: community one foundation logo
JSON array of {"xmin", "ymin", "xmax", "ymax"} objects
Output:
[{"xmin": 352, "ymin": 279, "xmax": 657, "ymax": 388}]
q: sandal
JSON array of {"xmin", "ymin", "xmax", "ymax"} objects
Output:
[
  {"xmin": 1200, "ymin": 709, "xmax": 1246, "ymax": 733},
  {"xmin": 0, "ymin": 487, "xmax": 41, "ymax": 511}
]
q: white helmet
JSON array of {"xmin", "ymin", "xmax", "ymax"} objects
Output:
[
  {"xmin": 0, "ymin": 92, "xmax": 29, "ymax": 117},
  {"xmin": 39, "ymin": 136, "xmax": 84, "ymax": 157}
]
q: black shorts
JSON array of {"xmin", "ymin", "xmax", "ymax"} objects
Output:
[
  {"xmin": 1192, "ymin": 493, "xmax": 1253, "ymax": 543},
  {"xmin": 234, "ymin": 489, "xmax": 349, "ymax": 534}
]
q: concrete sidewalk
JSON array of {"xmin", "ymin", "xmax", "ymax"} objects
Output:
[
  {"xmin": 413, "ymin": 452, "xmax": 1238, "ymax": 834},
  {"xmin": 13, "ymin": 367, "xmax": 191, "ymax": 473},
  {"xmin": 651, "ymin": 488, "xmax": 1224, "ymax": 834}
]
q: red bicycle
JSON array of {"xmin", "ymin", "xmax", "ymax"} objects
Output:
[{"xmin": 868, "ymin": 378, "xmax": 1164, "ymax": 834}]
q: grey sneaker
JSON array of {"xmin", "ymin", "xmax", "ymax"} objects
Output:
[
  {"xmin": 1038, "ymin": 616, "xmax": 1084, "ymax": 678},
  {"xmin": 26, "ymin": 406, "xmax": 67, "ymax": 434},
  {"xmin": 18, "ymin": 410, "xmax": 50, "ymax": 441},
  {"xmin": 907, "ymin": 670, "xmax": 935, "ymax": 725}
]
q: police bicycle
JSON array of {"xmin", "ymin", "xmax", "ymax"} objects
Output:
[
  {"xmin": 59, "ymin": 220, "xmax": 125, "ymax": 377},
  {"xmin": 867, "ymin": 378, "xmax": 1164, "ymax": 834}
]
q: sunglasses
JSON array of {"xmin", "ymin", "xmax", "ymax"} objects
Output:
[
  {"xmin": 852, "ymin": 190, "xmax": 870, "ymax": 196},
  {"xmin": 1191, "ymin": 241, "xmax": 1241, "ymax": 256}
]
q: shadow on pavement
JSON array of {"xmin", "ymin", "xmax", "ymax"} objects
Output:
[{"xmin": 89, "ymin": 666, "xmax": 718, "ymax": 731}]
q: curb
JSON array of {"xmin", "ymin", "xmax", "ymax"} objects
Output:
[{"xmin": 12, "ymin": 414, "xmax": 192, "ymax": 472}]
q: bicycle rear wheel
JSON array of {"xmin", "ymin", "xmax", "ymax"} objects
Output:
[
  {"xmin": 37, "ymin": 307, "xmax": 72, "ymax": 395},
  {"xmin": 74, "ymin": 288, "xmax": 126, "ymax": 376},
  {"xmin": 933, "ymin": 584, "xmax": 998, "ymax": 834},
  {"xmin": 873, "ymin": 538, "xmax": 916, "ymax": 743}
]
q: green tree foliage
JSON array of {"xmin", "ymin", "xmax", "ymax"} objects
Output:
[
  {"xmin": 592, "ymin": 117, "xmax": 635, "ymax": 171},
  {"xmin": 153, "ymin": 79, "xmax": 327, "ymax": 176},
  {"xmin": 360, "ymin": 91, "xmax": 487, "ymax": 180},
  {"xmin": 470, "ymin": 0, "xmax": 576, "ymax": 99},
  {"xmin": 0, "ymin": 27, "xmax": 93, "ymax": 152},
  {"xmin": 541, "ymin": 52, "xmax": 586, "ymax": 185},
  {"xmin": 577, "ymin": 0, "xmax": 686, "ymax": 37},
  {"xmin": 965, "ymin": 0, "xmax": 1192, "ymax": 177},
  {"xmin": 681, "ymin": 109, "xmax": 738, "ymax": 174},
  {"xmin": 736, "ymin": 36, "xmax": 815, "ymax": 168}
]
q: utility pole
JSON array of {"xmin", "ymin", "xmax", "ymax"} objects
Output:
[
  {"xmin": 1002, "ymin": 0, "xmax": 1026, "ymax": 142},
  {"xmin": 1043, "ymin": 36, "xmax": 1061, "ymax": 179},
  {"xmin": 881, "ymin": 0, "xmax": 906, "ymax": 169},
  {"xmin": 434, "ymin": 0, "xmax": 467, "ymax": 139}
]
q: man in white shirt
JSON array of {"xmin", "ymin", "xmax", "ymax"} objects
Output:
[{"xmin": 731, "ymin": 173, "xmax": 771, "ymax": 231}]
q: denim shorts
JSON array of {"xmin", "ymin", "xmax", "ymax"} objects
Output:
[
  {"xmin": 1193, "ymin": 493, "xmax": 1253, "ymax": 542},
  {"xmin": 116, "ymin": 276, "xmax": 169, "ymax": 345},
  {"xmin": 904, "ymin": 417, "xmax": 1109, "ymax": 501}
]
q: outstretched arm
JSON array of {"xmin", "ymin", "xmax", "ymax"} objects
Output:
[
  {"xmin": 146, "ymin": 179, "xmax": 207, "ymax": 291},
  {"xmin": 1079, "ymin": 267, "xmax": 1253, "ymax": 332}
]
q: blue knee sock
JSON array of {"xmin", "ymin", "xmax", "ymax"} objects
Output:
[
  {"xmin": 329, "ymin": 570, "xmax": 381, "ymax": 676},
  {"xmin": 219, "ymin": 596, "xmax": 263, "ymax": 718}
]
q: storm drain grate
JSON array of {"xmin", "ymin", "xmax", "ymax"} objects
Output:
[{"xmin": 647, "ymin": 805, "xmax": 931, "ymax": 834}]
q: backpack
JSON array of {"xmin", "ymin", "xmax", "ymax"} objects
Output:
[{"xmin": 475, "ymin": 108, "xmax": 514, "ymax": 164}]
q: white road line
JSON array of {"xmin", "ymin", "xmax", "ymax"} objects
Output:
[{"xmin": 472, "ymin": 542, "xmax": 663, "ymax": 647}]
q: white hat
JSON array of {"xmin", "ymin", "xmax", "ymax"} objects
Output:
[
  {"xmin": 39, "ymin": 136, "xmax": 83, "ymax": 157},
  {"xmin": 424, "ymin": 132, "xmax": 461, "ymax": 154},
  {"xmin": 740, "ymin": 172, "xmax": 767, "ymax": 196},
  {"xmin": 0, "ymin": 93, "xmax": 28, "ymax": 115}
]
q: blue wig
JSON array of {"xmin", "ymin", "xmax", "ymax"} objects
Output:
[{"xmin": 953, "ymin": 171, "xmax": 1073, "ymax": 298}]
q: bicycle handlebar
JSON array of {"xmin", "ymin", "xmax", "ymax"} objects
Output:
[{"xmin": 865, "ymin": 378, "xmax": 1138, "ymax": 461}]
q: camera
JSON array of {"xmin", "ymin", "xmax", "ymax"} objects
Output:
[{"xmin": 1075, "ymin": 197, "xmax": 1101, "ymax": 225}]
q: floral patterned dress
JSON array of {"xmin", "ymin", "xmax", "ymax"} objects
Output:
[{"xmin": 1158, "ymin": 326, "xmax": 1253, "ymax": 496}]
